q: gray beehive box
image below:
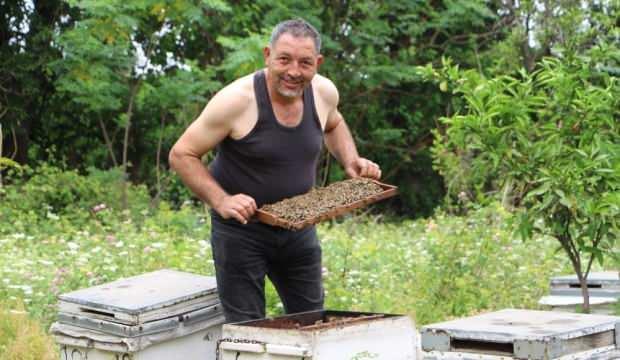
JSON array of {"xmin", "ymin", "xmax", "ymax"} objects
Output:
[
  {"xmin": 217, "ymin": 310, "xmax": 417, "ymax": 359},
  {"xmin": 421, "ymin": 309, "xmax": 620, "ymax": 359},
  {"xmin": 50, "ymin": 269, "xmax": 224, "ymax": 360},
  {"xmin": 539, "ymin": 271, "xmax": 620, "ymax": 314}
]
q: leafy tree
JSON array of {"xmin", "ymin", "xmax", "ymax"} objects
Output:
[
  {"xmin": 51, "ymin": 0, "xmax": 228, "ymax": 208},
  {"xmin": 138, "ymin": 64, "xmax": 219, "ymax": 206},
  {"xmin": 0, "ymin": 1, "xmax": 76, "ymax": 165},
  {"xmin": 428, "ymin": 47, "xmax": 619, "ymax": 312},
  {"xmin": 482, "ymin": 0, "xmax": 620, "ymax": 74}
]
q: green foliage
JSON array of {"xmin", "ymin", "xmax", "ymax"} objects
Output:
[
  {"xmin": 0, "ymin": 167, "xmax": 210, "ymax": 324},
  {"xmin": 321, "ymin": 203, "xmax": 568, "ymax": 324},
  {"xmin": 430, "ymin": 48, "xmax": 620, "ymax": 309},
  {"xmin": 0, "ymin": 167, "xmax": 575, "ymax": 329},
  {"xmin": 0, "ymin": 164, "xmax": 150, "ymax": 232},
  {"xmin": 5, "ymin": 0, "xmax": 620, "ymax": 216},
  {"xmin": 478, "ymin": 1, "xmax": 620, "ymax": 75},
  {"xmin": 217, "ymin": 33, "xmax": 269, "ymax": 79},
  {"xmin": 48, "ymin": 0, "xmax": 225, "ymax": 191},
  {"xmin": 4, "ymin": 0, "xmax": 531, "ymax": 215},
  {"xmin": 0, "ymin": 158, "xmax": 20, "ymax": 171}
]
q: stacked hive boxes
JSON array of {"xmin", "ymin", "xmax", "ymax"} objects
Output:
[{"xmin": 50, "ymin": 269, "xmax": 224, "ymax": 360}]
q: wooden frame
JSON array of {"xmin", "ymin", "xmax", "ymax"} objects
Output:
[{"xmin": 255, "ymin": 180, "xmax": 398, "ymax": 230}]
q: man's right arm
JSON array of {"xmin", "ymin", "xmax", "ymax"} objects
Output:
[{"xmin": 168, "ymin": 87, "xmax": 257, "ymax": 224}]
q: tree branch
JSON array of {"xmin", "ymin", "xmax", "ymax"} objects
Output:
[
  {"xmin": 10, "ymin": 126, "xmax": 17, "ymax": 160},
  {"xmin": 151, "ymin": 112, "xmax": 166, "ymax": 208},
  {"xmin": 98, "ymin": 114, "xmax": 118, "ymax": 167},
  {"xmin": 584, "ymin": 224, "xmax": 603, "ymax": 279},
  {"xmin": 0, "ymin": 123, "xmax": 3, "ymax": 187}
]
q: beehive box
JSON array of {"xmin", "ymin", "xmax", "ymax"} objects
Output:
[
  {"xmin": 539, "ymin": 271, "xmax": 620, "ymax": 314},
  {"xmin": 51, "ymin": 269, "xmax": 225, "ymax": 360},
  {"xmin": 217, "ymin": 310, "xmax": 417, "ymax": 359},
  {"xmin": 421, "ymin": 309, "xmax": 620, "ymax": 360}
]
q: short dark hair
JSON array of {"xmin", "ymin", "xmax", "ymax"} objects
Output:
[{"xmin": 269, "ymin": 19, "xmax": 321, "ymax": 53}]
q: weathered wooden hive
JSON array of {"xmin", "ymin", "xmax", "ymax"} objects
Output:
[
  {"xmin": 217, "ymin": 309, "xmax": 417, "ymax": 359},
  {"xmin": 421, "ymin": 309, "xmax": 620, "ymax": 359},
  {"xmin": 50, "ymin": 269, "xmax": 224, "ymax": 360},
  {"xmin": 539, "ymin": 271, "xmax": 620, "ymax": 314}
]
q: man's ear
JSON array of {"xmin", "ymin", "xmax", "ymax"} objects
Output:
[
  {"xmin": 316, "ymin": 54, "xmax": 324, "ymax": 68},
  {"xmin": 263, "ymin": 46, "xmax": 271, "ymax": 65}
]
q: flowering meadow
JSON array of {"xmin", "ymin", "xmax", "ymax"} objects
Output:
[{"xmin": 0, "ymin": 166, "xmax": 605, "ymax": 357}]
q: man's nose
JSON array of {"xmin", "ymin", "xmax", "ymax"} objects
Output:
[{"xmin": 286, "ymin": 62, "xmax": 302, "ymax": 78}]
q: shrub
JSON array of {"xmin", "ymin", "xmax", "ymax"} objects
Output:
[
  {"xmin": 0, "ymin": 164, "xmax": 151, "ymax": 234},
  {"xmin": 320, "ymin": 203, "xmax": 569, "ymax": 324},
  {"xmin": 427, "ymin": 52, "xmax": 620, "ymax": 312}
]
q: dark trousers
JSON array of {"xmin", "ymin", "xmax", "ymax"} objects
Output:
[{"xmin": 210, "ymin": 212, "xmax": 324, "ymax": 323}]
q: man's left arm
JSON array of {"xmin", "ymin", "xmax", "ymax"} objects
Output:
[{"xmin": 323, "ymin": 86, "xmax": 381, "ymax": 180}]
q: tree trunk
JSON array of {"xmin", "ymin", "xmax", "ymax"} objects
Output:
[
  {"xmin": 521, "ymin": 11, "xmax": 536, "ymax": 72},
  {"xmin": 576, "ymin": 271, "xmax": 591, "ymax": 313},
  {"xmin": 13, "ymin": 122, "xmax": 30, "ymax": 165},
  {"xmin": 0, "ymin": 123, "xmax": 3, "ymax": 187},
  {"xmin": 98, "ymin": 114, "xmax": 118, "ymax": 167},
  {"xmin": 121, "ymin": 80, "xmax": 141, "ymax": 210},
  {"xmin": 557, "ymin": 229, "xmax": 589, "ymax": 313},
  {"xmin": 151, "ymin": 112, "xmax": 166, "ymax": 208}
]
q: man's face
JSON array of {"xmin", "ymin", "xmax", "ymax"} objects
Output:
[{"xmin": 264, "ymin": 33, "xmax": 323, "ymax": 99}]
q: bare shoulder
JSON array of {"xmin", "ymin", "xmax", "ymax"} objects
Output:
[
  {"xmin": 205, "ymin": 72, "xmax": 255, "ymax": 123},
  {"xmin": 312, "ymin": 73, "xmax": 339, "ymax": 107}
]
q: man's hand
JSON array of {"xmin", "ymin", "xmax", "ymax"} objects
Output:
[
  {"xmin": 213, "ymin": 194, "xmax": 257, "ymax": 224},
  {"xmin": 344, "ymin": 157, "xmax": 382, "ymax": 180}
]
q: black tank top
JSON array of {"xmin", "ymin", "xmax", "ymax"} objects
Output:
[{"xmin": 209, "ymin": 70, "xmax": 323, "ymax": 207}]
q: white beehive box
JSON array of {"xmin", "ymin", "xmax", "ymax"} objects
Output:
[
  {"xmin": 421, "ymin": 309, "xmax": 620, "ymax": 360},
  {"xmin": 50, "ymin": 269, "xmax": 225, "ymax": 360},
  {"xmin": 217, "ymin": 310, "xmax": 417, "ymax": 360},
  {"xmin": 539, "ymin": 271, "xmax": 620, "ymax": 314}
]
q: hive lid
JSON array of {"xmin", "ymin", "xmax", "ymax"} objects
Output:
[
  {"xmin": 58, "ymin": 269, "xmax": 218, "ymax": 324},
  {"xmin": 548, "ymin": 272, "xmax": 620, "ymax": 298},
  {"xmin": 421, "ymin": 309, "xmax": 620, "ymax": 359},
  {"xmin": 58, "ymin": 302, "xmax": 223, "ymax": 337},
  {"xmin": 550, "ymin": 271, "xmax": 620, "ymax": 286}
]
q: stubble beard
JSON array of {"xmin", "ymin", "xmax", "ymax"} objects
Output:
[
  {"xmin": 276, "ymin": 86, "xmax": 303, "ymax": 98},
  {"xmin": 276, "ymin": 76, "xmax": 307, "ymax": 98}
]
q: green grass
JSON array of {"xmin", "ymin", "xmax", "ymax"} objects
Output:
[
  {"xmin": 0, "ymin": 303, "xmax": 57, "ymax": 360},
  {"xmin": 1, "ymin": 199, "xmax": 575, "ymax": 329},
  {"xmin": 318, "ymin": 204, "xmax": 574, "ymax": 324},
  {"xmin": 1, "ymin": 165, "xmax": 614, "ymax": 355}
]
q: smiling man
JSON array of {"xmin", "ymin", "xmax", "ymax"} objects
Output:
[{"xmin": 169, "ymin": 19, "xmax": 381, "ymax": 322}]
